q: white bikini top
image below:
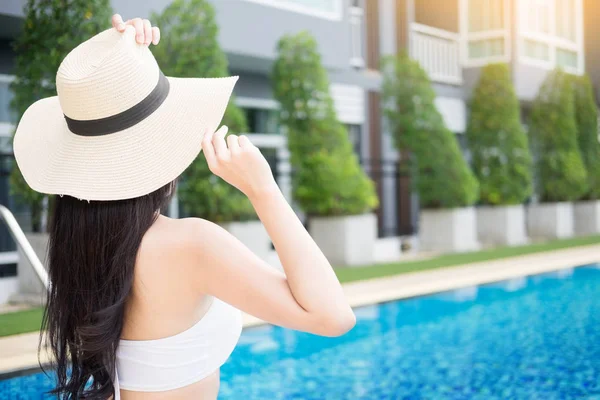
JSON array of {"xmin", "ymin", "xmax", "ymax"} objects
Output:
[{"xmin": 113, "ymin": 297, "xmax": 242, "ymax": 397}]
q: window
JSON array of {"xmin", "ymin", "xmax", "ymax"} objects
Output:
[
  {"xmin": 524, "ymin": 40, "xmax": 551, "ymax": 61},
  {"xmin": 288, "ymin": 0, "xmax": 338, "ymax": 13},
  {"xmin": 242, "ymin": 0, "xmax": 342, "ymax": 20},
  {"xmin": 523, "ymin": 0, "xmax": 552, "ymax": 35},
  {"xmin": 556, "ymin": 0, "xmax": 576, "ymax": 41},
  {"xmin": 0, "ymin": 264, "xmax": 17, "ymax": 278},
  {"xmin": 0, "ymin": 75, "xmax": 15, "ymax": 124},
  {"xmin": 469, "ymin": 38, "xmax": 505, "ymax": 60},
  {"xmin": 556, "ymin": 48, "xmax": 578, "ymax": 68},
  {"xmin": 518, "ymin": 0, "xmax": 583, "ymax": 74},
  {"xmin": 346, "ymin": 124, "xmax": 362, "ymax": 157},
  {"xmin": 461, "ymin": 0, "xmax": 511, "ymax": 65},
  {"xmin": 243, "ymin": 108, "xmax": 279, "ymax": 134}
]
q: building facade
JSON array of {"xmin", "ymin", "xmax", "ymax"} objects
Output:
[
  {"xmin": 390, "ymin": 0, "xmax": 587, "ymax": 236},
  {"xmin": 0, "ymin": 0, "xmax": 595, "ymax": 268}
]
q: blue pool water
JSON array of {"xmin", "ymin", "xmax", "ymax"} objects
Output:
[{"xmin": 1, "ymin": 266, "xmax": 599, "ymax": 399}]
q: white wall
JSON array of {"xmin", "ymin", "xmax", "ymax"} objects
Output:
[{"xmin": 0, "ymin": 277, "xmax": 18, "ymax": 304}]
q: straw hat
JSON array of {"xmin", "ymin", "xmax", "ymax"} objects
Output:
[{"xmin": 13, "ymin": 27, "xmax": 238, "ymax": 201}]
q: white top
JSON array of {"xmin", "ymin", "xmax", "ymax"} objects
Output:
[{"xmin": 114, "ymin": 297, "xmax": 242, "ymax": 396}]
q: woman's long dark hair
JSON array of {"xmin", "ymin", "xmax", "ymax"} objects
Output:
[{"xmin": 41, "ymin": 180, "xmax": 177, "ymax": 399}]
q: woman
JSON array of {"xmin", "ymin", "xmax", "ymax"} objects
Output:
[{"xmin": 14, "ymin": 14, "xmax": 355, "ymax": 400}]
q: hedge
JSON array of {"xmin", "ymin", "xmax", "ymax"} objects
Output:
[
  {"xmin": 529, "ymin": 69, "xmax": 587, "ymax": 202},
  {"xmin": 466, "ymin": 63, "xmax": 533, "ymax": 205},
  {"xmin": 572, "ymin": 74, "xmax": 600, "ymax": 200},
  {"xmin": 272, "ymin": 32, "xmax": 378, "ymax": 216},
  {"xmin": 152, "ymin": 0, "xmax": 255, "ymax": 222},
  {"xmin": 381, "ymin": 54, "xmax": 479, "ymax": 209}
]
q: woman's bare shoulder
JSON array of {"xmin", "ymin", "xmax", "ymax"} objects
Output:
[
  {"xmin": 134, "ymin": 216, "xmax": 222, "ymax": 282},
  {"xmin": 142, "ymin": 215, "xmax": 227, "ymax": 254}
]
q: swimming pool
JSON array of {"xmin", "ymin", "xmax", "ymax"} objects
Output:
[{"xmin": 1, "ymin": 265, "xmax": 599, "ymax": 399}]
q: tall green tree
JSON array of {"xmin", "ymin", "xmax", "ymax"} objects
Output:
[
  {"xmin": 11, "ymin": 0, "xmax": 112, "ymax": 231},
  {"xmin": 572, "ymin": 74, "xmax": 600, "ymax": 199},
  {"xmin": 152, "ymin": 0, "xmax": 254, "ymax": 222},
  {"xmin": 272, "ymin": 32, "xmax": 378, "ymax": 216},
  {"xmin": 466, "ymin": 63, "xmax": 533, "ymax": 205},
  {"xmin": 381, "ymin": 54, "xmax": 479, "ymax": 209},
  {"xmin": 529, "ymin": 69, "xmax": 587, "ymax": 202}
]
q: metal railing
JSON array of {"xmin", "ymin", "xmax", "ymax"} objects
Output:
[
  {"xmin": 263, "ymin": 148, "xmax": 419, "ymax": 239},
  {"xmin": 363, "ymin": 158, "xmax": 418, "ymax": 238},
  {"xmin": 0, "ymin": 204, "xmax": 48, "ymax": 288}
]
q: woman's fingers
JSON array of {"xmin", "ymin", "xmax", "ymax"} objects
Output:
[
  {"xmin": 143, "ymin": 19, "xmax": 153, "ymax": 45},
  {"xmin": 238, "ymin": 135, "xmax": 253, "ymax": 149},
  {"xmin": 227, "ymin": 135, "xmax": 241, "ymax": 155},
  {"xmin": 151, "ymin": 27, "xmax": 161, "ymax": 45},
  {"xmin": 202, "ymin": 129, "xmax": 218, "ymax": 169},
  {"xmin": 212, "ymin": 126, "xmax": 230, "ymax": 160},
  {"xmin": 130, "ymin": 18, "xmax": 145, "ymax": 44},
  {"xmin": 112, "ymin": 14, "xmax": 126, "ymax": 31}
]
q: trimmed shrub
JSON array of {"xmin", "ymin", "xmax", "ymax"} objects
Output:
[
  {"xmin": 11, "ymin": 0, "xmax": 113, "ymax": 231},
  {"xmin": 529, "ymin": 69, "xmax": 587, "ymax": 202},
  {"xmin": 381, "ymin": 54, "xmax": 479, "ymax": 209},
  {"xmin": 572, "ymin": 74, "xmax": 600, "ymax": 199},
  {"xmin": 152, "ymin": 0, "xmax": 255, "ymax": 222},
  {"xmin": 272, "ymin": 32, "xmax": 378, "ymax": 216},
  {"xmin": 466, "ymin": 63, "xmax": 533, "ymax": 205}
]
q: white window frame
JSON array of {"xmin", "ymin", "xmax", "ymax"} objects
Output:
[
  {"xmin": 235, "ymin": 96, "xmax": 279, "ymax": 110},
  {"xmin": 241, "ymin": 0, "xmax": 343, "ymax": 21},
  {"xmin": 235, "ymin": 96, "xmax": 281, "ymax": 136},
  {"xmin": 517, "ymin": 0, "xmax": 584, "ymax": 75},
  {"xmin": 459, "ymin": 0, "xmax": 512, "ymax": 67}
]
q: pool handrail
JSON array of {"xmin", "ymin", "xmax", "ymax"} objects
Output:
[{"xmin": 0, "ymin": 204, "xmax": 49, "ymax": 289}]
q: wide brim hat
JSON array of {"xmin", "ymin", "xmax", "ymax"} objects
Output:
[{"xmin": 14, "ymin": 27, "xmax": 238, "ymax": 201}]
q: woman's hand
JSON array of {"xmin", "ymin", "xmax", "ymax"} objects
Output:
[
  {"xmin": 202, "ymin": 126, "xmax": 278, "ymax": 200},
  {"xmin": 111, "ymin": 14, "xmax": 160, "ymax": 45}
]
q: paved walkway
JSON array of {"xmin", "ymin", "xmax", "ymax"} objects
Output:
[{"xmin": 1, "ymin": 244, "xmax": 599, "ymax": 376}]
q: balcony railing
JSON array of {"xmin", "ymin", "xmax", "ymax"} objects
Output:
[{"xmin": 409, "ymin": 23, "xmax": 463, "ymax": 85}]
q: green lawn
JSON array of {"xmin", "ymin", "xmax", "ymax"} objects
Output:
[
  {"xmin": 0, "ymin": 307, "xmax": 44, "ymax": 337},
  {"xmin": 335, "ymin": 234, "xmax": 600, "ymax": 283},
  {"xmin": 1, "ymin": 234, "xmax": 599, "ymax": 338}
]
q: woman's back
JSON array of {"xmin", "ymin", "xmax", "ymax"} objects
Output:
[
  {"xmin": 122, "ymin": 216, "xmax": 212, "ymax": 342},
  {"xmin": 119, "ymin": 216, "xmax": 238, "ymax": 399}
]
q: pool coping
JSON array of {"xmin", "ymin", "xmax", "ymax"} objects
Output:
[{"xmin": 1, "ymin": 244, "xmax": 599, "ymax": 379}]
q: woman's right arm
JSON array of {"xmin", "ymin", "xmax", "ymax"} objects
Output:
[{"xmin": 181, "ymin": 127, "xmax": 356, "ymax": 337}]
